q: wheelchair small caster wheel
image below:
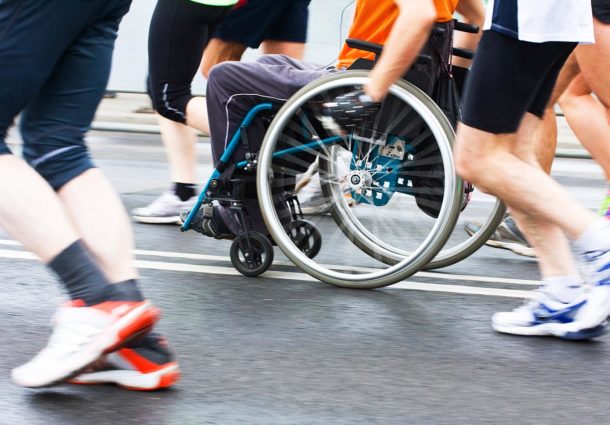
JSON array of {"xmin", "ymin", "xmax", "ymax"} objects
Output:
[
  {"xmin": 230, "ymin": 231, "xmax": 274, "ymax": 277},
  {"xmin": 288, "ymin": 219, "xmax": 322, "ymax": 259}
]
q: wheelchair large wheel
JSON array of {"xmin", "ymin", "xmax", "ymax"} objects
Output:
[
  {"xmin": 327, "ymin": 167, "xmax": 506, "ymax": 269},
  {"xmin": 256, "ymin": 71, "xmax": 463, "ymax": 289}
]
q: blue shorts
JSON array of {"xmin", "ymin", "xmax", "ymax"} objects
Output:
[
  {"xmin": 214, "ymin": 0, "xmax": 310, "ymax": 48},
  {"xmin": 0, "ymin": 0, "xmax": 131, "ymax": 189}
]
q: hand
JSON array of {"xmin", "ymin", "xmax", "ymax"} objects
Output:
[{"xmin": 321, "ymin": 90, "xmax": 381, "ymax": 134}]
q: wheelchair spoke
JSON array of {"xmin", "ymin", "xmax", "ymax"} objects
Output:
[{"xmin": 257, "ymin": 72, "xmax": 461, "ymax": 288}]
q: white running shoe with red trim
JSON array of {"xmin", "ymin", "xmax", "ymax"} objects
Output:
[
  {"xmin": 11, "ymin": 300, "xmax": 159, "ymax": 388},
  {"xmin": 71, "ymin": 337, "xmax": 180, "ymax": 391}
]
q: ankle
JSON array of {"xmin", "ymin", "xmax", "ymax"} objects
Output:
[
  {"xmin": 48, "ymin": 240, "xmax": 114, "ymax": 306},
  {"xmin": 174, "ymin": 182, "xmax": 196, "ymax": 202},
  {"xmin": 103, "ymin": 279, "xmax": 145, "ymax": 302},
  {"xmin": 575, "ymin": 218, "xmax": 610, "ymax": 254},
  {"xmin": 540, "ymin": 275, "xmax": 583, "ymax": 303}
]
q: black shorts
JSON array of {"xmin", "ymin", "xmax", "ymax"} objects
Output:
[
  {"xmin": 214, "ymin": 0, "xmax": 310, "ymax": 48},
  {"xmin": 593, "ymin": 0, "xmax": 610, "ymax": 24},
  {"xmin": 461, "ymin": 30, "xmax": 576, "ymax": 134}
]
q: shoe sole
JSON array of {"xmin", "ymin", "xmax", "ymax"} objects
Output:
[
  {"xmin": 12, "ymin": 303, "xmax": 160, "ymax": 388},
  {"xmin": 485, "ymin": 240, "xmax": 535, "ymax": 257},
  {"xmin": 71, "ymin": 363, "xmax": 180, "ymax": 391},
  {"xmin": 464, "ymin": 226, "xmax": 535, "ymax": 257},
  {"xmin": 492, "ymin": 321, "xmax": 607, "ymax": 341},
  {"xmin": 132, "ymin": 215, "xmax": 182, "ymax": 225}
]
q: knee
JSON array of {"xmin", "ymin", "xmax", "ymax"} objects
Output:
[
  {"xmin": 149, "ymin": 80, "xmax": 191, "ymax": 124},
  {"xmin": 20, "ymin": 125, "xmax": 94, "ymax": 190},
  {"xmin": 207, "ymin": 61, "xmax": 236, "ymax": 88}
]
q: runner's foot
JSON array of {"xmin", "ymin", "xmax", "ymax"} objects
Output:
[
  {"xmin": 464, "ymin": 214, "xmax": 535, "ymax": 257},
  {"xmin": 570, "ymin": 249, "xmax": 610, "ymax": 332},
  {"xmin": 492, "ymin": 293, "xmax": 606, "ymax": 340},
  {"xmin": 12, "ymin": 300, "xmax": 159, "ymax": 388},
  {"xmin": 71, "ymin": 333, "xmax": 179, "ymax": 391},
  {"xmin": 132, "ymin": 191, "xmax": 197, "ymax": 224}
]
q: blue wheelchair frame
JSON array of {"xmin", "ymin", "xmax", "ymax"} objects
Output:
[{"xmin": 180, "ymin": 102, "xmax": 344, "ymax": 233}]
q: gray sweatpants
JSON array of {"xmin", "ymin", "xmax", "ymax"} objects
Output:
[{"xmin": 205, "ymin": 54, "xmax": 332, "ymax": 234}]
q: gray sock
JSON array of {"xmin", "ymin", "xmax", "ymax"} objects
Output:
[{"xmin": 48, "ymin": 240, "xmax": 113, "ymax": 306}]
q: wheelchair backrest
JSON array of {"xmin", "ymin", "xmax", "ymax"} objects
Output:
[{"xmin": 348, "ymin": 20, "xmax": 455, "ymax": 98}]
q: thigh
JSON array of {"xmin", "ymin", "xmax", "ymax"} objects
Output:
[
  {"xmin": 0, "ymin": 0, "xmax": 94, "ymax": 148},
  {"xmin": 206, "ymin": 60, "xmax": 328, "ymax": 162},
  {"xmin": 265, "ymin": 0, "xmax": 310, "ymax": 43},
  {"xmin": 461, "ymin": 30, "xmax": 576, "ymax": 134},
  {"xmin": 547, "ymin": 53, "xmax": 581, "ymax": 104},
  {"xmin": 575, "ymin": 18, "xmax": 610, "ymax": 108},
  {"xmin": 213, "ymin": 0, "xmax": 288, "ymax": 48},
  {"xmin": 255, "ymin": 54, "xmax": 322, "ymax": 71},
  {"xmin": 20, "ymin": 1, "xmax": 131, "ymax": 187},
  {"xmin": 200, "ymin": 38, "xmax": 246, "ymax": 77},
  {"xmin": 149, "ymin": 0, "xmax": 229, "ymax": 84}
]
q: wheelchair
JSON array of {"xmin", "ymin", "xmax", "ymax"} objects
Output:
[{"xmin": 181, "ymin": 21, "xmax": 505, "ymax": 288}]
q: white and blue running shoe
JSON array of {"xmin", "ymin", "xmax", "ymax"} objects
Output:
[
  {"xmin": 568, "ymin": 250, "xmax": 610, "ymax": 334},
  {"xmin": 492, "ymin": 294, "xmax": 606, "ymax": 340}
]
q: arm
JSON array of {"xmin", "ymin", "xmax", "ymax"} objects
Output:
[{"xmin": 365, "ymin": 0, "xmax": 437, "ymax": 101}]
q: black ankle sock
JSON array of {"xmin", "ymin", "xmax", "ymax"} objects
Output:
[
  {"xmin": 48, "ymin": 240, "xmax": 113, "ymax": 306},
  {"xmin": 174, "ymin": 182, "xmax": 196, "ymax": 202},
  {"xmin": 104, "ymin": 279, "xmax": 145, "ymax": 302}
]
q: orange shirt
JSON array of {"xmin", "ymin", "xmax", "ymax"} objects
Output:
[{"xmin": 337, "ymin": 0, "xmax": 459, "ymax": 69}]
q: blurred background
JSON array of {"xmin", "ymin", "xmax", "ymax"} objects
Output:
[{"xmin": 108, "ymin": 0, "xmax": 355, "ymax": 93}]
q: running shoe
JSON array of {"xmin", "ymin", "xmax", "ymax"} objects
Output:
[
  {"xmin": 132, "ymin": 191, "xmax": 197, "ymax": 224},
  {"xmin": 570, "ymin": 249, "xmax": 610, "ymax": 332},
  {"xmin": 492, "ymin": 294, "xmax": 606, "ymax": 340},
  {"xmin": 597, "ymin": 187, "xmax": 610, "ymax": 217},
  {"xmin": 11, "ymin": 300, "xmax": 159, "ymax": 388},
  {"xmin": 71, "ymin": 335, "xmax": 179, "ymax": 391},
  {"xmin": 464, "ymin": 214, "xmax": 535, "ymax": 257}
]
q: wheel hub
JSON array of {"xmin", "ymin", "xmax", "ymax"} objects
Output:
[{"xmin": 348, "ymin": 170, "xmax": 372, "ymax": 193}]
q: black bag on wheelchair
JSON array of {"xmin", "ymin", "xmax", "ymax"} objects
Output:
[
  {"xmin": 348, "ymin": 21, "xmax": 456, "ymax": 219},
  {"xmin": 410, "ymin": 21, "xmax": 459, "ymax": 218}
]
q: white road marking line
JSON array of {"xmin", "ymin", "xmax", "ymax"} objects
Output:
[
  {"xmin": 415, "ymin": 271, "xmax": 539, "ymax": 286},
  {"xmin": 388, "ymin": 281, "xmax": 534, "ymax": 299},
  {"xmin": 0, "ymin": 249, "xmax": 36, "ymax": 259},
  {"xmin": 0, "ymin": 248, "xmax": 534, "ymax": 299},
  {"xmin": 0, "ymin": 240, "xmax": 21, "ymax": 247},
  {"xmin": 0, "ymin": 239, "xmax": 539, "ymax": 286}
]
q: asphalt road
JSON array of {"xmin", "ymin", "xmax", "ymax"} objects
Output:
[{"xmin": 1, "ymin": 132, "xmax": 609, "ymax": 425}]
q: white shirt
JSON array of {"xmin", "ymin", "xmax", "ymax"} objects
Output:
[{"xmin": 483, "ymin": 0, "xmax": 594, "ymax": 43}]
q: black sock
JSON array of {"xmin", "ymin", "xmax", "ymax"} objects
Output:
[
  {"xmin": 48, "ymin": 240, "xmax": 114, "ymax": 306},
  {"xmin": 174, "ymin": 182, "xmax": 196, "ymax": 202},
  {"xmin": 105, "ymin": 279, "xmax": 145, "ymax": 302}
]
